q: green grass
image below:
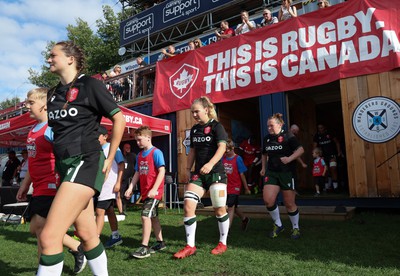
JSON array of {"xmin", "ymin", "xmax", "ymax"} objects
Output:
[{"xmin": 1, "ymin": 207, "xmax": 399, "ymax": 275}]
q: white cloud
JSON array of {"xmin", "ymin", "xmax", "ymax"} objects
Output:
[{"xmin": 0, "ymin": 0, "xmax": 121, "ymax": 103}]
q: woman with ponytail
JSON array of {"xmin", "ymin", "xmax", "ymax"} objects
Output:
[
  {"xmin": 173, "ymin": 96, "xmax": 229, "ymax": 259},
  {"xmin": 37, "ymin": 41, "xmax": 125, "ymax": 276}
]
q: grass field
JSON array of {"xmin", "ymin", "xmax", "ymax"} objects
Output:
[{"xmin": 0, "ymin": 207, "xmax": 399, "ymax": 276}]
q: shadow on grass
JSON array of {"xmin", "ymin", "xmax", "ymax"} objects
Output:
[{"xmin": 159, "ymin": 210, "xmax": 400, "ymax": 270}]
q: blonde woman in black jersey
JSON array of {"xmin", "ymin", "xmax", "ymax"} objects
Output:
[
  {"xmin": 174, "ymin": 96, "xmax": 229, "ymax": 259},
  {"xmin": 37, "ymin": 41, "xmax": 125, "ymax": 276}
]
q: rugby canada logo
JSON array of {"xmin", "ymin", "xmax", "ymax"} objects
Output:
[
  {"xmin": 352, "ymin": 96, "xmax": 400, "ymax": 143},
  {"xmin": 169, "ymin": 64, "xmax": 199, "ymax": 99}
]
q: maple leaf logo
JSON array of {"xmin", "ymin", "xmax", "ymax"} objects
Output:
[
  {"xmin": 173, "ymin": 69, "xmax": 193, "ymax": 92},
  {"xmin": 169, "ymin": 63, "xmax": 199, "ymax": 99}
]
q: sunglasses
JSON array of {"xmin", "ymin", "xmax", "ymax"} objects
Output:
[{"xmin": 317, "ymin": 2, "xmax": 323, "ymax": 5}]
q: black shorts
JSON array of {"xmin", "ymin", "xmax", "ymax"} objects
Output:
[
  {"xmin": 314, "ymin": 176, "xmax": 325, "ymax": 189},
  {"xmin": 25, "ymin": 196, "xmax": 54, "ymax": 222},
  {"xmin": 226, "ymin": 194, "xmax": 239, "ymax": 208},
  {"xmin": 95, "ymin": 199, "xmax": 114, "ymax": 210},
  {"xmin": 141, "ymin": 198, "xmax": 161, "ymax": 218}
]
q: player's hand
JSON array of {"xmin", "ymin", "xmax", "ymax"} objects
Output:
[
  {"xmin": 244, "ymin": 189, "xmax": 251, "ymax": 195},
  {"xmin": 16, "ymin": 189, "xmax": 27, "ymax": 202},
  {"xmin": 260, "ymin": 169, "xmax": 265, "ymax": 176},
  {"xmin": 113, "ymin": 184, "xmax": 120, "ymax": 193},
  {"xmin": 148, "ymin": 189, "xmax": 158, "ymax": 199},
  {"xmin": 124, "ymin": 188, "xmax": 132, "ymax": 200},
  {"xmin": 102, "ymin": 158, "xmax": 112, "ymax": 180},
  {"xmin": 200, "ymin": 162, "xmax": 213, "ymax": 175}
]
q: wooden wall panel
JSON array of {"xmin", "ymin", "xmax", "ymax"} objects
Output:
[{"xmin": 340, "ymin": 69, "xmax": 400, "ymax": 197}]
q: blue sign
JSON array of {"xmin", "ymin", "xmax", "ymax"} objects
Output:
[{"xmin": 120, "ymin": 0, "xmax": 233, "ymax": 46}]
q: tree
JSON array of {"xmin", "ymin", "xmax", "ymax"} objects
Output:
[
  {"xmin": 28, "ymin": 5, "xmax": 122, "ymax": 84},
  {"xmin": 0, "ymin": 97, "xmax": 21, "ymax": 110}
]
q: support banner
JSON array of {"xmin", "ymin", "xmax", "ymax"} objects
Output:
[{"xmin": 153, "ymin": 0, "xmax": 400, "ymax": 115}]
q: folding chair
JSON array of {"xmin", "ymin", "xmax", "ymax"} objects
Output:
[
  {"xmin": 1, "ymin": 184, "xmax": 32, "ymax": 227},
  {"xmin": 164, "ymin": 172, "xmax": 181, "ymax": 213}
]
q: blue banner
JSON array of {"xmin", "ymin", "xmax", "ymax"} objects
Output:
[{"xmin": 120, "ymin": 0, "xmax": 233, "ymax": 46}]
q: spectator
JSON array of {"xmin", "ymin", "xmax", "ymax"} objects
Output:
[
  {"xmin": 188, "ymin": 40, "xmax": 196, "ymax": 51},
  {"xmin": 136, "ymin": 56, "xmax": 147, "ymax": 68},
  {"xmin": 17, "ymin": 149, "xmax": 29, "ymax": 183},
  {"xmin": 279, "ymin": 0, "xmax": 297, "ymax": 21},
  {"xmin": 260, "ymin": 9, "xmax": 278, "ymax": 27},
  {"xmin": 161, "ymin": 45, "xmax": 176, "ymax": 59},
  {"xmin": 193, "ymin": 38, "xmax": 203, "ymax": 48},
  {"xmin": 110, "ymin": 65, "xmax": 124, "ymax": 102},
  {"xmin": 2, "ymin": 150, "xmax": 20, "ymax": 186},
  {"xmin": 317, "ymin": 0, "xmax": 330, "ymax": 8},
  {"xmin": 215, "ymin": 21, "xmax": 235, "ymax": 41},
  {"xmin": 235, "ymin": 10, "xmax": 256, "ymax": 35},
  {"xmin": 110, "ymin": 64, "xmax": 121, "ymax": 77}
]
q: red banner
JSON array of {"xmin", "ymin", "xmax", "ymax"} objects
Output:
[{"xmin": 153, "ymin": 0, "xmax": 400, "ymax": 115}]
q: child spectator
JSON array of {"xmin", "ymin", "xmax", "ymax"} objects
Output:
[
  {"xmin": 16, "ymin": 88, "xmax": 86, "ymax": 274},
  {"xmin": 312, "ymin": 147, "xmax": 327, "ymax": 197},
  {"xmin": 125, "ymin": 126, "xmax": 166, "ymax": 259},
  {"xmin": 95, "ymin": 126, "xmax": 124, "ymax": 248},
  {"xmin": 223, "ymin": 139, "xmax": 251, "ymax": 230}
]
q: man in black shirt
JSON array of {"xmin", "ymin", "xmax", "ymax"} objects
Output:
[{"xmin": 2, "ymin": 150, "xmax": 20, "ymax": 186}]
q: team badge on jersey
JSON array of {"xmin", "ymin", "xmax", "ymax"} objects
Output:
[
  {"xmin": 278, "ymin": 135, "xmax": 284, "ymax": 143},
  {"xmin": 66, "ymin": 87, "xmax": 79, "ymax": 102},
  {"xmin": 139, "ymin": 160, "xmax": 149, "ymax": 175},
  {"xmin": 204, "ymin": 126, "xmax": 211, "ymax": 134}
]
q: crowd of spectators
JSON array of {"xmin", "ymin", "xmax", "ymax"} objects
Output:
[{"xmin": 102, "ymin": 0, "xmax": 332, "ymax": 102}]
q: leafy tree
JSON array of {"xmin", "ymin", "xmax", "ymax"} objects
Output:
[
  {"xmin": 0, "ymin": 97, "xmax": 21, "ymax": 110},
  {"xmin": 28, "ymin": 5, "xmax": 122, "ymax": 85}
]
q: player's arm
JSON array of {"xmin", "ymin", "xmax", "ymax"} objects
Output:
[
  {"xmin": 200, "ymin": 141, "xmax": 226, "ymax": 175},
  {"xmin": 16, "ymin": 171, "xmax": 32, "ymax": 202},
  {"xmin": 113, "ymin": 162, "xmax": 124, "ymax": 193},
  {"xmin": 125, "ymin": 171, "xmax": 139, "ymax": 199}
]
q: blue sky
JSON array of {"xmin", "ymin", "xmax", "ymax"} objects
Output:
[{"xmin": 0, "ymin": 0, "xmax": 121, "ymax": 105}]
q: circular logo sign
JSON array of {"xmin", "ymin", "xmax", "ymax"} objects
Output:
[{"xmin": 352, "ymin": 96, "xmax": 400, "ymax": 143}]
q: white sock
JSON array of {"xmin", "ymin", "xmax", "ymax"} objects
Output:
[
  {"xmin": 184, "ymin": 216, "xmax": 197, "ymax": 247},
  {"xmin": 37, "ymin": 261, "xmax": 63, "ymax": 276},
  {"xmin": 333, "ymin": 182, "xmax": 338, "ymax": 189},
  {"xmin": 268, "ymin": 205, "xmax": 282, "ymax": 227},
  {"xmin": 87, "ymin": 248, "xmax": 108, "ymax": 276},
  {"xmin": 217, "ymin": 214, "xmax": 229, "ymax": 245},
  {"xmin": 288, "ymin": 210, "xmax": 300, "ymax": 229},
  {"xmin": 112, "ymin": 231, "xmax": 120, "ymax": 238}
]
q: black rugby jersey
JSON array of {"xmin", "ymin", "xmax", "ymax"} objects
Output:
[
  {"xmin": 47, "ymin": 75, "xmax": 120, "ymax": 159},
  {"xmin": 262, "ymin": 130, "xmax": 301, "ymax": 172},
  {"xmin": 190, "ymin": 119, "xmax": 227, "ymax": 174},
  {"xmin": 313, "ymin": 131, "xmax": 337, "ymax": 157}
]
